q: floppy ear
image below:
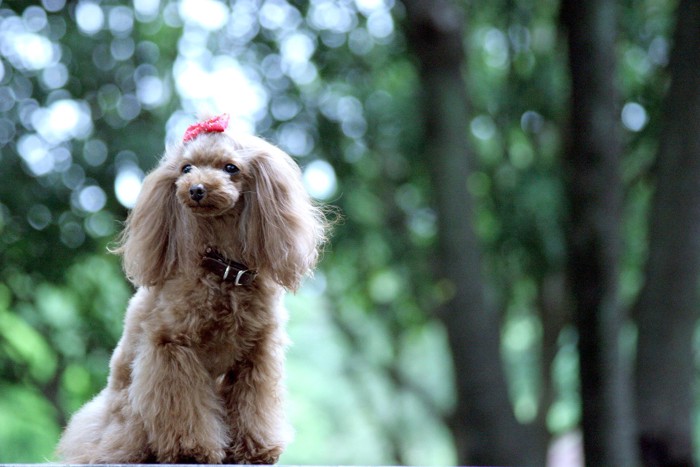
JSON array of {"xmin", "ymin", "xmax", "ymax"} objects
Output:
[
  {"xmin": 113, "ymin": 161, "xmax": 191, "ymax": 287},
  {"xmin": 240, "ymin": 147, "xmax": 327, "ymax": 290}
]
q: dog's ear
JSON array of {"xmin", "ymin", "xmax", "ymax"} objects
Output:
[
  {"xmin": 240, "ymin": 147, "xmax": 327, "ymax": 290},
  {"xmin": 114, "ymin": 160, "xmax": 189, "ymax": 287}
]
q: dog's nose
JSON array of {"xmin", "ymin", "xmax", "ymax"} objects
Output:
[{"xmin": 189, "ymin": 184, "xmax": 206, "ymax": 202}]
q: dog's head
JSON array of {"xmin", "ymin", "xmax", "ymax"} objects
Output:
[
  {"xmin": 173, "ymin": 135, "xmax": 246, "ymax": 218},
  {"xmin": 116, "ymin": 117, "xmax": 327, "ymax": 290}
]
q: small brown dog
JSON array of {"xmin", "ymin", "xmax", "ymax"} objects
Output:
[{"xmin": 56, "ymin": 115, "xmax": 327, "ymax": 464}]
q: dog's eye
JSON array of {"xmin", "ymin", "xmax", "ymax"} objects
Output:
[
  {"xmin": 224, "ymin": 164, "xmax": 239, "ymax": 175},
  {"xmin": 182, "ymin": 164, "xmax": 192, "ymax": 174}
]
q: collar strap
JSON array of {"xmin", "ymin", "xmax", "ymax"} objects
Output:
[{"xmin": 201, "ymin": 247, "xmax": 256, "ymax": 286}]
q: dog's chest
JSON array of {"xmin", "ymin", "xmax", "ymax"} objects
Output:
[
  {"xmin": 151, "ymin": 278, "xmax": 276, "ymax": 377},
  {"xmin": 186, "ymin": 285, "xmax": 265, "ymax": 376}
]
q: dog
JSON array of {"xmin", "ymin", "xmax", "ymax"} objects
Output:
[{"xmin": 56, "ymin": 114, "xmax": 328, "ymax": 464}]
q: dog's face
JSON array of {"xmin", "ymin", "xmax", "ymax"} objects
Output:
[{"xmin": 173, "ymin": 135, "xmax": 248, "ymax": 217}]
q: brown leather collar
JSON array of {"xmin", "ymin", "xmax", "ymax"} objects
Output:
[{"xmin": 201, "ymin": 247, "xmax": 256, "ymax": 286}]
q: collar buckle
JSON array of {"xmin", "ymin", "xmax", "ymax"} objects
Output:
[{"xmin": 234, "ymin": 269, "xmax": 247, "ymax": 286}]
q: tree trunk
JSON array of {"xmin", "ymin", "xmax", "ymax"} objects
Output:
[
  {"xmin": 403, "ymin": 1, "xmax": 545, "ymax": 464},
  {"xmin": 560, "ymin": 0, "xmax": 639, "ymax": 466},
  {"xmin": 633, "ymin": 1, "xmax": 700, "ymax": 465}
]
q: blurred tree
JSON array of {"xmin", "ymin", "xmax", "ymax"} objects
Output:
[
  {"xmin": 633, "ymin": 0, "xmax": 700, "ymax": 465},
  {"xmin": 560, "ymin": 0, "xmax": 639, "ymax": 465},
  {"xmin": 402, "ymin": 0, "xmax": 545, "ymax": 464}
]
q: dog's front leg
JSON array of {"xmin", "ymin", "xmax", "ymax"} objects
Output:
[
  {"xmin": 129, "ymin": 339, "xmax": 229, "ymax": 463},
  {"xmin": 220, "ymin": 329, "xmax": 292, "ymax": 464}
]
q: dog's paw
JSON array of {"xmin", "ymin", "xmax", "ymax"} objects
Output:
[
  {"xmin": 150, "ymin": 412, "xmax": 230, "ymax": 464},
  {"xmin": 224, "ymin": 437, "xmax": 283, "ymax": 465},
  {"xmin": 155, "ymin": 431, "xmax": 227, "ymax": 464},
  {"xmin": 158, "ymin": 446, "xmax": 226, "ymax": 465}
]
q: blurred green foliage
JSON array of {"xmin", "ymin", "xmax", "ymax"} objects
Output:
[{"xmin": 0, "ymin": 0, "xmax": 685, "ymax": 464}]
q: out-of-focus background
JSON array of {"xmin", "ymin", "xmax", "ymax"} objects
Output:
[{"xmin": 0, "ymin": 0, "xmax": 697, "ymax": 466}]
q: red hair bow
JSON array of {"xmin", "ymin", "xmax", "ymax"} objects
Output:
[{"xmin": 183, "ymin": 114, "xmax": 230, "ymax": 143}]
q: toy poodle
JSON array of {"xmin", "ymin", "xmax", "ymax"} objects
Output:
[{"xmin": 56, "ymin": 114, "xmax": 328, "ymax": 464}]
